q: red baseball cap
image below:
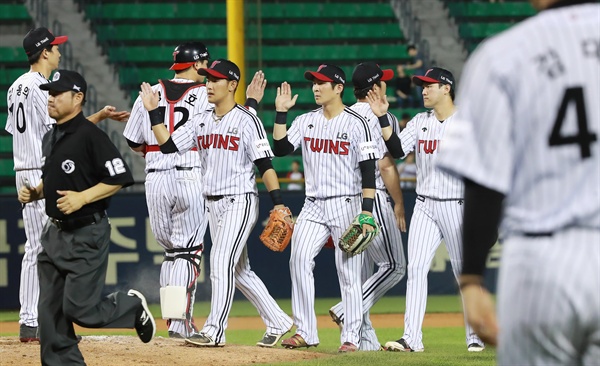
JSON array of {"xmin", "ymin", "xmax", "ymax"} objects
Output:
[{"xmin": 304, "ymin": 64, "xmax": 346, "ymax": 84}]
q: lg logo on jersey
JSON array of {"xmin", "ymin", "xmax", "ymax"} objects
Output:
[{"xmin": 61, "ymin": 159, "xmax": 75, "ymax": 174}]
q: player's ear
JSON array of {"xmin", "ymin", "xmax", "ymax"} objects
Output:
[
  {"xmin": 229, "ymin": 80, "xmax": 238, "ymax": 92},
  {"xmin": 335, "ymin": 83, "xmax": 343, "ymax": 95}
]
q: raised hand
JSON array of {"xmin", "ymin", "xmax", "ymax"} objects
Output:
[
  {"xmin": 366, "ymin": 89, "xmax": 389, "ymax": 117},
  {"xmin": 275, "ymin": 82, "xmax": 298, "ymax": 112},
  {"xmin": 246, "ymin": 70, "xmax": 267, "ymax": 103},
  {"xmin": 101, "ymin": 105, "xmax": 130, "ymax": 122},
  {"xmin": 139, "ymin": 82, "xmax": 160, "ymax": 111}
]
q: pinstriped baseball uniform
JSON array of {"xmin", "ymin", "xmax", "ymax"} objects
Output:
[
  {"xmin": 287, "ymin": 106, "xmax": 380, "ymax": 347},
  {"xmin": 399, "ymin": 110, "xmax": 482, "ymax": 350},
  {"xmin": 329, "ymin": 102, "xmax": 406, "ymax": 350},
  {"xmin": 124, "ymin": 78, "xmax": 209, "ymax": 337},
  {"xmin": 5, "ymin": 71, "xmax": 53, "ymax": 329},
  {"xmin": 172, "ymin": 104, "xmax": 293, "ymax": 344},
  {"xmin": 438, "ymin": 2, "xmax": 599, "ymax": 364}
]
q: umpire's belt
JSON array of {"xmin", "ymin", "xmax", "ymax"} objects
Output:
[
  {"xmin": 50, "ymin": 211, "xmax": 106, "ymax": 231},
  {"xmin": 205, "ymin": 195, "xmax": 224, "ymax": 201},
  {"xmin": 147, "ymin": 166, "xmax": 194, "ymax": 173}
]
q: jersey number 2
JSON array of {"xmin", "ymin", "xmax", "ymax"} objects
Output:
[
  {"xmin": 8, "ymin": 102, "xmax": 26, "ymax": 133},
  {"xmin": 549, "ymin": 87, "xmax": 597, "ymax": 159}
]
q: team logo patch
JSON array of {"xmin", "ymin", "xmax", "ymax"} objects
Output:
[
  {"xmin": 255, "ymin": 138, "xmax": 271, "ymax": 152},
  {"xmin": 52, "ymin": 72, "xmax": 60, "ymax": 81},
  {"xmin": 61, "ymin": 159, "xmax": 75, "ymax": 174},
  {"xmin": 359, "ymin": 141, "xmax": 378, "ymax": 157}
]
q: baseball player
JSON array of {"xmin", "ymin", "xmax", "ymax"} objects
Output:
[
  {"xmin": 273, "ymin": 64, "xmax": 380, "ymax": 353},
  {"xmin": 124, "ymin": 42, "xmax": 211, "ymax": 339},
  {"xmin": 5, "ymin": 27, "xmax": 128, "ymax": 342},
  {"xmin": 139, "ymin": 59, "xmax": 293, "ymax": 347},
  {"xmin": 328, "ymin": 62, "xmax": 407, "ymax": 351},
  {"xmin": 437, "ymin": 1, "xmax": 599, "ymax": 364},
  {"xmin": 368, "ymin": 68, "xmax": 484, "ymax": 352}
]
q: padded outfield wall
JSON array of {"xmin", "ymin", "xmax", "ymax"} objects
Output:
[{"xmin": 0, "ymin": 190, "xmax": 501, "ymax": 309}]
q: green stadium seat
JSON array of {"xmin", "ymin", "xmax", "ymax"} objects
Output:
[
  {"xmin": 0, "ymin": 136, "xmax": 12, "ymax": 153},
  {"xmin": 0, "ymin": 112, "xmax": 7, "ymax": 131},
  {"xmin": 97, "ymin": 24, "xmax": 228, "ymax": 43},
  {"xmin": 109, "ymin": 46, "xmax": 227, "ymax": 64},
  {"xmin": 0, "ymin": 90, "xmax": 7, "ymax": 109},
  {"xmin": 0, "ymin": 4, "xmax": 31, "ymax": 21},
  {"xmin": 0, "ymin": 159, "xmax": 15, "ymax": 177},
  {"xmin": 0, "ymin": 48, "xmax": 26, "ymax": 64},
  {"xmin": 459, "ymin": 22, "xmax": 513, "ymax": 39},
  {"xmin": 86, "ymin": 3, "xmax": 226, "ymax": 21}
]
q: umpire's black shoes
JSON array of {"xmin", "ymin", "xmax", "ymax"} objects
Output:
[{"xmin": 128, "ymin": 290, "xmax": 156, "ymax": 343}]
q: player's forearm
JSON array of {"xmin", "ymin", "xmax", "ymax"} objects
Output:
[
  {"xmin": 147, "ymin": 107, "xmax": 173, "ymax": 146},
  {"xmin": 272, "ymin": 112, "xmax": 288, "ymax": 140},
  {"xmin": 461, "ymin": 179, "xmax": 504, "ymax": 277},
  {"xmin": 379, "ymin": 155, "xmax": 404, "ymax": 208},
  {"xmin": 81, "ymin": 183, "xmax": 123, "ymax": 204},
  {"xmin": 359, "ymin": 159, "xmax": 376, "ymax": 213},
  {"xmin": 86, "ymin": 110, "xmax": 103, "ymax": 124},
  {"xmin": 260, "ymin": 168, "xmax": 285, "ymax": 207}
]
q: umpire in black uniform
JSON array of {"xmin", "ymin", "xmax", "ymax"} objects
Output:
[{"xmin": 18, "ymin": 70, "xmax": 156, "ymax": 365}]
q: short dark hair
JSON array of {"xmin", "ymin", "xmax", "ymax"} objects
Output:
[
  {"xmin": 407, "ymin": 44, "xmax": 417, "ymax": 52},
  {"xmin": 353, "ymin": 81, "xmax": 381, "ymax": 100},
  {"xmin": 27, "ymin": 44, "xmax": 53, "ymax": 65},
  {"xmin": 450, "ymin": 89, "xmax": 455, "ymax": 101},
  {"xmin": 401, "ymin": 113, "xmax": 410, "ymax": 120}
]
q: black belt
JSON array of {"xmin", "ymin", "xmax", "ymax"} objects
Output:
[
  {"xmin": 417, "ymin": 195, "xmax": 463, "ymax": 202},
  {"xmin": 50, "ymin": 211, "xmax": 106, "ymax": 231},
  {"xmin": 205, "ymin": 195, "xmax": 224, "ymax": 201},
  {"xmin": 523, "ymin": 232, "xmax": 554, "ymax": 237},
  {"xmin": 147, "ymin": 166, "xmax": 194, "ymax": 173}
]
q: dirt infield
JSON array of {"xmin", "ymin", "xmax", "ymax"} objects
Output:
[{"xmin": 0, "ymin": 313, "xmax": 462, "ymax": 365}]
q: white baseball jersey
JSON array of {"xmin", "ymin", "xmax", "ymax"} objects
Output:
[
  {"xmin": 399, "ymin": 111, "xmax": 463, "ymax": 199},
  {"xmin": 438, "ymin": 3, "xmax": 600, "ymax": 236},
  {"xmin": 287, "ymin": 107, "xmax": 380, "ymax": 198},
  {"xmin": 349, "ymin": 102, "xmax": 398, "ymax": 191},
  {"xmin": 437, "ymin": 3, "xmax": 600, "ymax": 364},
  {"xmin": 5, "ymin": 72, "xmax": 54, "ymax": 170},
  {"xmin": 124, "ymin": 78, "xmax": 209, "ymax": 172},
  {"xmin": 172, "ymin": 104, "xmax": 272, "ymax": 195}
]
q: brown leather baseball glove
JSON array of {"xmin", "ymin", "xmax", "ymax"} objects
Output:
[{"xmin": 260, "ymin": 206, "xmax": 294, "ymax": 252}]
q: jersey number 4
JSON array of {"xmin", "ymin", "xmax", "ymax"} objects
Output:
[{"xmin": 549, "ymin": 87, "xmax": 597, "ymax": 159}]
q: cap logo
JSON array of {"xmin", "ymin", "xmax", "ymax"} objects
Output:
[
  {"xmin": 52, "ymin": 72, "xmax": 60, "ymax": 81},
  {"xmin": 440, "ymin": 75, "xmax": 453, "ymax": 85},
  {"xmin": 199, "ymin": 51, "xmax": 209, "ymax": 58},
  {"xmin": 335, "ymin": 74, "xmax": 345, "ymax": 84},
  {"xmin": 425, "ymin": 69, "xmax": 433, "ymax": 76},
  {"xmin": 172, "ymin": 50, "xmax": 179, "ymax": 61},
  {"xmin": 193, "ymin": 54, "xmax": 200, "ymax": 60},
  {"xmin": 367, "ymin": 73, "xmax": 380, "ymax": 83},
  {"xmin": 73, "ymin": 85, "xmax": 81, "ymax": 92},
  {"xmin": 36, "ymin": 37, "xmax": 49, "ymax": 48},
  {"xmin": 317, "ymin": 64, "xmax": 327, "ymax": 72},
  {"xmin": 210, "ymin": 60, "xmax": 221, "ymax": 68},
  {"xmin": 228, "ymin": 70, "xmax": 239, "ymax": 79}
]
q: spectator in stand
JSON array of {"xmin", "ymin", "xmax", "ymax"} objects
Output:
[
  {"xmin": 394, "ymin": 65, "xmax": 416, "ymax": 108},
  {"xmin": 399, "ymin": 112, "xmax": 411, "ymax": 131},
  {"xmin": 399, "ymin": 45, "xmax": 425, "ymax": 107},
  {"xmin": 286, "ymin": 160, "xmax": 304, "ymax": 191}
]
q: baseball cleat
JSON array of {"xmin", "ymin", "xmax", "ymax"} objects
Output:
[
  {"xmin": 256, "ymin": 330, "xmax": 290, "ymax": 348},
  {"xmin": 128, "ymin": 289, "xmax": 156, "ymax": 343},
  {"xmin": 338, "ymin": 342, "xmax": 358, "ymax": 353},
  {"xmin": 328, "ymin": 310, "xmax": 344, "ymax": 332},
  {"xmin": 281, "ymin": 334, "xmax": 318, "ymax": 349},
  {"xmin": 385, "ymin": 338, "xmax": 424, "ymax": 352},
  {"xmin": 19, "ymin": 324, "xmax": 39, "ymax": 343},
  {"xmin": 467, "ymin": 343, "xmax": 485, "ymax": 352},
  {"xmin": 185, "ymin": 332, "xmax": 224, "ymax": 347},
  {"xmin": 168, "ymin": 331, "xmax": 184, "ymax": 339}
]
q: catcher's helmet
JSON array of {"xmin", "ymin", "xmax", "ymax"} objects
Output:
[{"xmin": 169, "ymin": 42, "xmax": 210, "ymax": 71}]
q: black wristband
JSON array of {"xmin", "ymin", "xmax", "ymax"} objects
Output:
[
  {"xmin": 361, "ymin": 197, "xmax": 374, "ymax": 212},
  {"xmin": 377, "ymin": 114, "xmax": 391, "ymax": 128},
  {"xmin": 275, "ymin": 112, "xmax": 287, "ymax": 125},
  {"xmin": 269, "ymin": 189, "xmax": 284, "ymax": 206},
  {"xmin": 148, "ymin": 107, "xmax": 164, "ymax": 127},
  {"xmin": 245, "ymin": 98, "xmax": 258, "ymax": 110}
]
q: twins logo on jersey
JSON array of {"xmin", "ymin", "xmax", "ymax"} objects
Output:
[
  {"xmin": 197, "ymin": 133, "xmax": 240, "ymax": 151},
  {"xmin": 418, "ymin": 139, "xmax": 440, "ymax": 154},
  {"xmin": 303, "ymin": 136, "xmax": 350, "ymax": 155}
]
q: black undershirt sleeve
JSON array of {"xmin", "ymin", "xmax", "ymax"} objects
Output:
[
  {"xmin": 254, "ymin": 157, "xmax": 273, "ymax": 176},
  {"xmin": 359, "ymin": 159, "xmax": 376, "ymax": 189},
  {"xmin": 159, "ymin": 137, "xmax": 178, "ymax": 154},
  {"xmin": 126, "ymin": 138, "xmax": 143, "ymax": 149},
  {"xmin": 384, "ymin": 133, "xmax": 404, "ymax": 159},
  {"xmin": 462, "ymin": 178, "xmax": 505, "ymax": 276},
  {"xmin": 273, "ymin": 135, "xmax": 294, "ymax": 157}
]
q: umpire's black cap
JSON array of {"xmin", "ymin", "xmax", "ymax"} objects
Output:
[
  {"xmin": 40, "ymin": 70, "xmax": 87, "ymax": 99},
  {"xmin": 170, "ymin": 42, "xmax": 210, "ymax": 71},
  {"xmin": 304, "ymin": 64, "xmax": 346, "ymax": 85},
  {"xmin": 412, "ymin": 67, "xmax": 455, "ymax": 91},
  {"xmin": 198, "ymin": 59, "xmax": 240, "ymax": 81}
]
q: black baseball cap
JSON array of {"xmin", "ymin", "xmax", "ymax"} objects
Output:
[
  {"xmin": 412, "ymin": 67, "xmax": 455, "ymax": 90},
  {"xmin": 198, "ymin": 59, "xmax": 240, "ymax": 81},
  {"xmin": 352, "ymin": 62, "xmax": 394, "ymax": 89},
  {"xmin": 170, "ymin": 42, "xmax": 210, "ymax": 71},
  {"xmin": 40, "ymin": 70, "xmax": 87, "ymax": 96},
  {"xmin": 304, "ymin": 64, "xmax": 346, "ymax": 85},
  {"xmin": 23, "ymin": 27, "xmax": 68, "ymax": 56}
]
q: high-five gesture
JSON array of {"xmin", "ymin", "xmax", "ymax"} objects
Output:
[
  {"xmin": 275, "ymin": 82, "xmax": 298, "ymax": 112},
  {"xmin": 246, "ymin": 70, "xmax": 267, "ymax": 103},
  {"xmin": 139, "ymin": 82, "xmax": 160, "ymax": 111},
  {"xmin": 366, "ymin": 89, "xmax": 389, "ymax": 118}
]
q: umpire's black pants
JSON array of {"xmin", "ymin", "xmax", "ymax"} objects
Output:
[{"xmin": 38, "ymin": 217, "xmax": 141, "ymax": 366}]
